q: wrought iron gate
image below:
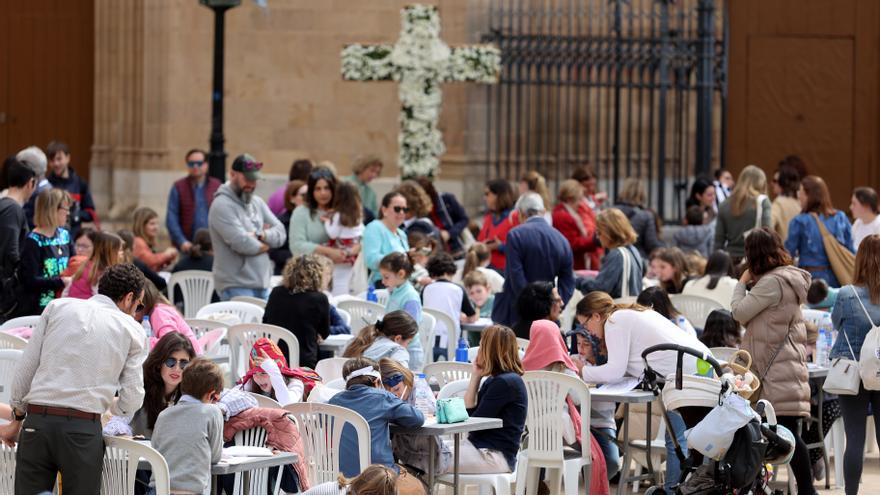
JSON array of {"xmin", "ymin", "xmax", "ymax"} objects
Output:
[{"xmin": 482, "ymin": 0, "xmax": 727, "ymax": 221}]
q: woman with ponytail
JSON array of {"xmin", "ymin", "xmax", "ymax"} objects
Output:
[
  {"xmin": 462, "ymin": 242, "xmax": 504, "ymax": 293},
  {"xmin": 343, "ymin": 310, "xmax": 419, "ymax": 369},
  {"xmin": 301, "ymin": 465, "xmax": 403, "ymax": 495}
]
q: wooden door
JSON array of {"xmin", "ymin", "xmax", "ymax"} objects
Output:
[
  {"xmin": 726, "ymin": 0, "xmax": 880, "ymax": 209},
  {"xmin": 0, "ymin": 0, "xmax": 94, "ymax": 179}
]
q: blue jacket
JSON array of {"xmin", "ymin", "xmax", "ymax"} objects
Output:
[
  {"xmin": 830, "ymin": 285, "xmax": 880, "ymax": 360},
  {"xmin": 785, "ymin": 211, "xmax": 854, "ymax": 287},
  {"xmin": 576, "ymin": 244, "xmax": 645, "ymax": 299},
  {"xmin": 491, "ymin": 217, "xmax": 575, "ymax": 327},
  {"xmin": 328, "ymin": 384, "xmax": 424, "ymax": 477}
]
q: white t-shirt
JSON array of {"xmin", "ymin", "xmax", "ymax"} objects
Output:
[
  {"xmin": 683, "ymin": 275, "xmax": 738, "ymax": 310},
  {"xmin": 853, "ymin": 215, "xmax": 880, "ymax": 251},
  {"xmin": 422, "ymin": 280, "xmax": 475, "ymax": 348},
  {"xmin": 580, "ymin": 309, "xmax": 711, "ymax": 384}
]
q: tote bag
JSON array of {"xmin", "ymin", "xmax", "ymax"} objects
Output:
[
  {"xmin": 811, "ymin": 213, "xmax": 855, "ymax": 286},
  {"xmin": 854, "ymin": 290, "xmax": 880, "ymax": 390},
  {"xmin": 823, "ymin": 326, "xmax": 860, "ymax": 395}
]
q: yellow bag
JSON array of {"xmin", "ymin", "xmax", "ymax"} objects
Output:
[{"xmin": 811, "ymin": 213, "xmax": 855, "ymax": 286}]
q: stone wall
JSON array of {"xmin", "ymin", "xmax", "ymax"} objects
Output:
[{"xmin": 90, "ymin": 0, "xmax": 492, "ymax": 219}]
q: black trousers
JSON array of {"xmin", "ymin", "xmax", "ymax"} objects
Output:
[
  {"xmin": 777, "ymin": 416, "xmax": 817, "ymax": 495},
  {"xmin": 15, "ymin": 413, "xmax": 104, "ymax": 495}
]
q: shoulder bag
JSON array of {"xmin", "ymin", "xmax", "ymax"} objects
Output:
[
  {"xmin": 823, "ymin": 322, "xmax": 860, "ymax": 395},
  {"xmin": 854, "ymin": 289, "xmax": 880, "ymax": 390},
  {"xmin": 811, "ymin": 213, "xmax": 855, "ymax": 286},
  {"xmin": 618, "ymin": 246, "xmax": 632, "ymax": 298},
  {"xmin": 744, "ymin": 194, "xmax": 768, "ymax": 239}
]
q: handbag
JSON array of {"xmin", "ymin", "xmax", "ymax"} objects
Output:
[
  {"xmin": 435, "ymin": 397, "xmax": 469, "ymax": 424},
  {"xmin": 853, "ymin": 290, "xmax": 880, "ymax": 390},
  {"xmin": 811, "ymin": 213, "xmax": 855, "ymax": 286},
  {"xmin": 823, "ymin": 294, "xmax": 860, "ymax": 394}
]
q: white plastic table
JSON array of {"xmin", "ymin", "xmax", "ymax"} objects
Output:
[
  {"xmin": 391, "ymin": 416, "xmax": 503, "ymax": 495},
  {"xmin": 319, "ymin": 334, "xmax": 354, "ymax": 356},
  {"xmin": 590, "ymin": 389, "xmax": 658, "ymax": 495},
  {"xmin": 461, "ymin": 318, "xmax": 493, "ymax": 334}
]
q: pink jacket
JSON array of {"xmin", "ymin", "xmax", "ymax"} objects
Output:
[
  {"xmin": 148, "ymin": 303, "xmax": 203, "ymax": 354},
  {"xmin": 67, "ymin": 261, "xmax": 98, "ymax": 299}
]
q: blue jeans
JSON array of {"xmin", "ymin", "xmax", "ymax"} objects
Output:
[
  {"xmin": 592, "ymin": 427, "xmax": 621, "ymax": 479},
  {"xmin": 664, "ymin": 410, "xmax": 688, "ymax": 494},
  {"xmin": 220, "ymin": 287, "xmax": 269, "ymax": 301}
]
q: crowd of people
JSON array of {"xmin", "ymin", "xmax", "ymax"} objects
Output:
[{"xmin": 2, "ymin": 142, "xmax": 880, "ymax": 495}]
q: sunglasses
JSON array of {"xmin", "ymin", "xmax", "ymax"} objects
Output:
[
  {"xmin": 164, "ymin": 358, "xmax": 190, "ymax": 370},
  {"xmin": 187, "ymin": 160, "xmax": 205, "ymax": 168},
  {"xmin": 393, "ymin": 206, "xmax": 409, "ymax": 214},
  {"xmin": 241, "ymin": 160, "xmax": 263, "ymax": 171}
]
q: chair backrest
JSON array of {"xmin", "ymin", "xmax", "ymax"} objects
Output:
[
  {"xmin": 669, "ymin": 294, "xmax": 723, "ymax": 330},
  {"xmin": 801, "ymin": 309, "xmax": 827, "ymax": 328},
  {"xmin": 418, "ymin": 312, "xmax": 437, "ymax": 365},
  {"xmin": 517, "ymin": 338, "xmax": 530, "ymax": 354},
  {"xmin": 102, "ymin": 436, "xmax": 171, "ymax": 495},
  {"xmin": 709, "ymin": 347, "xmax": 738, "ymax": 363},
  {"xmin": 336, "ymin": 309, "xmax": 352, "ymax": 327},
  {"xmin": 228, "ymin": 323, "xmax": 300, "ymax": 381},
  {"xmin": 168, "ymin": 270, "xmax": 215, "ymax": 319},
  {"xmin": 0, "ymin": 333, "xmax": 26, "ymax": 350},
  {"xmin": 247, "ymin": 391, "xmax": 282, "ymax": 409},
  {"xmin": 356, "ymin": 289, "xmax": 389, "ymax": 306},
  {"xmin": 423, "ymin": 308, "xmax": 460, "ymax": 361},
  {"xmin": 185, "ymin": 318, "xmax": 228, "ymax": 338},
  {"xmin": 522, "ymin": 370, "xmax": 592, "ymax": 465},
  {"xmin": 324, "ymin": 378, "xmax": 346, "ymax": 390},
  {"xmin": 438, "ymin": 378, "xmax": 471, "ymax": 399},
  {"xmin": 231, "ymin": 427, "xmax": 281, "ymax": 495},
  {"xmin": 0, "ymin": 315, "xmax": 40, "ymax": 332},
  {"xmin": 559, "ymin": 289, "xmax": 584, "ymax": 333},
  {"xmin": 0, "ymin": 443, "xmax": 14, "ymax": 494},
  {"xmin": 424, "ymin": 361, "xmax": 472, "ymax": 388},
  {"xmin": 315, "ymin": 357, "xmax": 348, "ymax": 382},
  {"xmin": 336, "ymin": 300, "xmax": 385, "ymax": 330},
  {"xmin": 186, "ymin": 318, "xmax": 229, "ymax": 360},
  {"xmin": 231, "ymin": 295, "xmax": 268, "ymax": 309},
  {"xmin": 196, "ymin": 301, "xmax": 265, "ymax": 325},
  {"xmin": 0, "ymin": 350, "xmax": 23, "ymax": 404},
  {"xmin": 284, "ymin": 403, "xmax": 371, "ymax": 485}
]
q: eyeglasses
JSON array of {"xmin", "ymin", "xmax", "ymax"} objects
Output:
[
  {"xmin": 393, "ymin": 206, "xmax": 409, "ymax": 214},
  {"xmin": 186, "ymin": 160, "xmax": 205, "ymax": 168},
  {"xmin": 164, "ymin": 358, "xmax": 190, "ymax": 370}
]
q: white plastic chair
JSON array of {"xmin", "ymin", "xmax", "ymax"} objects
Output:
[
  {"xmin": 231, "ymin": 295, "xmax": 268, "ymax": 309},
  {"xmin": 669, "ymin": 294, "xmax": 723, "ymax": 329},
  {"xmin": 0, "ymin": 333, "xmax": 26, "ymax": 350},
  {"xmin": 101, "ymin": 436, "xmax": 171, "ymax": 495},
  {"xmin": 559, "ymin": 289, "xmax": 584, "ymax": 333},
  {"xmin": 247, "ymin": 391, "xmax": 283, "ymax": 409},
  {"xmin": 336, "ymin": 308, "xmax": 352, "ymax": 327},
  {"xmin": 517, "ymin": 371, "xmax": 592, "ymax": 495},
  {"xmin": 0, "ymin": 315, "xmax": 40, "ymax": 332},
  {"xmin": 419, "ymin": 312, "xmax": 437, "ymax": 365},
  {"xmin": 230, "ymin": 427, "xmax": 282, "ymax": 495},
  {"xmin": 197, "ymin": 301, "xmax": 264, "ymax": 325},
  {"xmin": 186, "ymin": 318, "xmax": 229, "ymax": 361},
  {"xmin": 228, "ymin": 323, "xmax": 300, "ymax": 381},
  {"xmin": 424, "ymin": 361, "xmax": 472, "ymax": 388},
  {"xmin": 438, "ymin": 378, "xmax": 471, "ymax": 400},
  {"xmin": 284, "ymin": 403, "xmax": 371, "ymax": 485},
  {"xmin": 356, "ymin": 289, "xmax": 389, "ymax": 306},
  {"xmin": 168, "ymin": 270, "xmax": 215, "ymax": 319},
  {"xmin": 0, "ymin": 444, "xmax": 14, "ymax": 494},
  {"xmin": 315, "ymin": 357, "xmax": 348, "ymax": 382},
  {"xmin": 424, "ymin": 308, "xmax": 460, "ymax": 361},
  {"xmin": 0, "ymin": 350, "xmax": 23, "ymax": 405},
  {"xmin": 517, "ymin": 338, "xmax": 530, "ymax": 354},
  {"xmin": 324, "ymin": 378, "xmax": 346, "ymax": 390},
  {"xmin": 709, "ymin": 346, "xmax": 738, "ymax": 363},
  {"xmin": 336, "ymin": 300, "xmax": 385, "ymax": 330}
]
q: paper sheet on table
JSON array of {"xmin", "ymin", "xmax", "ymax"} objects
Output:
[
  {"xmin": 324, "ymin": 335, "xmax": 354, "ymax": 345},
  {"xmin": 595, "ymin": 377, "xmax": 640, "ymax": 395},
  {"xmin": 223, "ymin": 446, "xmax": 274, "ymax": 458}
]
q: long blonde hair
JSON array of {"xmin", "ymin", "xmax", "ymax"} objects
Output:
[
  {"xmin": 34, "ymin": 188, "xmax": 71, "ymax": 230},
  {"xmin": 596, "ymin": 208, "xmax": 637, "ymax": 249},
  {"xmin": 729, "ymin": 165, "xmax": 767, "ymax": 216},
  {"xmin": 336, "ymin": 464, "xmax": 398, "ymax": 495},
  {"xmin": 575, "ymin": 291, "xmax": 647, "ymax": 325},
  {"xmin": 463, "ymin": 242, "xmax": 491, "ymax": 278}
]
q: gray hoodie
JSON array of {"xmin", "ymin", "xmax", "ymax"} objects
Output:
[
  {"xmin": 673, "ymin": 223, "xmax": 715, "ymax": 258},
  {"xmin": 208, "ymin": 183, "xmax": 286, "ymax": 293}
]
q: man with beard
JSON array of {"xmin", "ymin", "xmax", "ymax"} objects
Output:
[{"xmin": 208, "ymin": 154, "xmax": 286, "ymax": 300}]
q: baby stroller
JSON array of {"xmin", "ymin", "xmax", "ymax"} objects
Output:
[{"xmin": 638, "ymin": 344, "xmax": 793, "ymax": 495}]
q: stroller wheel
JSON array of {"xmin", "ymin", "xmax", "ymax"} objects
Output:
[{"xmin": 644, "ymin": 486, "xmax": 664, "ymax": 495}]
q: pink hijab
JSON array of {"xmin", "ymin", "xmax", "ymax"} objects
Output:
[{"xmin": 522, "ymin": 319, "xmax": 578, "ymax": 373}]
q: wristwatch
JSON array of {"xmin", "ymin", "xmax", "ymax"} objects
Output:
[{"xmin": 12, "ymin": 408, "xmax": 26, "ymax": 422}]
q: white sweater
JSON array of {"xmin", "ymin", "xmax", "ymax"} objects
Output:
[{"xmin": 580, "ymin": 309, "xmax": 711, "ymax": 384}]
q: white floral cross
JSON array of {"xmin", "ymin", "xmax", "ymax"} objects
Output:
[{"xmin": 341, "ymin": 4, "xmax": 501, "ymax": 178}]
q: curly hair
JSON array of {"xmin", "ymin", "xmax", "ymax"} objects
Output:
[
  {"xmin": 426, "ymin": 252, "xmax": 457, "ymax": 278},
  {"xmin": 98, "ymin": 263, "xmax": 145, "ymax": 303},
  {"xmin": 395, "ymin": 180, "xmax": 433, "ymax": 218},
  {"xmin": 283, "ymin": 254, "xmax": 324, "ymax": 293}
]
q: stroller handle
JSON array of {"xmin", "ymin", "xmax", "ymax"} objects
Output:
[{"xmin": 641, "ymin": 343, "xmax": 725, "ymax": 377}]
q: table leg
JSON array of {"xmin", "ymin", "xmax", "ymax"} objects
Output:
[
  {"xmin": 428, "ymin": 437, "xmax": 436, "ymax": 494},
  {"xmin": 454, "ymin": 433, "xmax": 461, "ymax": 495},
  {"xmin": 617, "ymin": 403, "xmax": 631, "ymax": 495},
  {"xmin": 212, "ymin": 474, "xmax": 218, "ymax": 495},
  {"xmin": 645, "ymin": 401, "xmax": 655, "ymax": 487}
]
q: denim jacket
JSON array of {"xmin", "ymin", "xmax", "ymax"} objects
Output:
[{"xmin": 830, "ymin": 285, "xmax": 880, "ymax": 360}]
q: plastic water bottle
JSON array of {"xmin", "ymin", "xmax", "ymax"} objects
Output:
[
  {"xmin": 142, "ymin": 315, "xmax": 152, "ymax": 339},
  {"xmin": 413, "ymin": 374, "xmax": 436, "ymax": 417},
  {"xmin": 366, "ymin": 286, "xmax": 378, "ymax": 303},
  {"xmin": 455, "ymin": 337, "xmax": 469, "ymax": 362},
  {"xmin": 816, "ymin": 328, "xmax": 829, "ymax": 367}
]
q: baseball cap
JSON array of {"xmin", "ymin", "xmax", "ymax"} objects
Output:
[{"xmin": 231, "ymin": 153, "xmax": 263, "ymax": 181}]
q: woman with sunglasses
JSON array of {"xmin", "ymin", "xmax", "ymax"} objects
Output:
[
  {"xmin": 363, "ymin": 191, "xmax": 410, "ymax": 288},
  {"xmin": 290, "ymin": 167, "xmax": 350, "ymax": 265}
]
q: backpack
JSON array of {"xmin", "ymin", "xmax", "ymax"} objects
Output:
[{"xmin": 853, "ymin": 289, "xmax": 880, "ymax": 390}]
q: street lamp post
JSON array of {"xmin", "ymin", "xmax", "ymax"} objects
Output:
[{"xmin": 200, "ymin": 0, "xmax": 241, "ymax": 182}]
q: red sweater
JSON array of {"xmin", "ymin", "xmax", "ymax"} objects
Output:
[
  {"xmin": 552, "ymin": 202, "xmax": 600, "ymax": 270},
  {"xmin": 478, "ymin": 211, "xmax": 513, "ymax": 271}
]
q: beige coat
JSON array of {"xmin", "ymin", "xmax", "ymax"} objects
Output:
[
  {"xmin": 771, "ymin": 196, "xmax": 801, "ymax": 242},
  {"xmin": 731, "ymin": 265, "xmax": 812, "ymax": 417}
]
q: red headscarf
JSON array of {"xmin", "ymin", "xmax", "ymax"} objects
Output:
[{"xmin": 237, "ymin": 338, "xmax": 321, "ymax": 396}]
